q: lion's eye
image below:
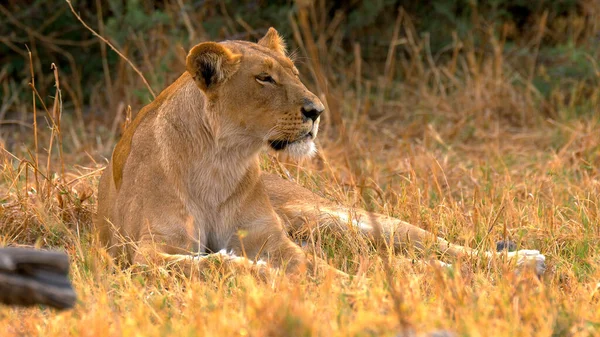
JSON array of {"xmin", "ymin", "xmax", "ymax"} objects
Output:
[{"xmin": 256, "ymin": 74, "xmax": 276, "ymax": 85}]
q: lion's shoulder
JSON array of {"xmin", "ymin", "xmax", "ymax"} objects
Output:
[{"xmin": 111, "ymin": 73, "xmax": 192, "ymax": 189}]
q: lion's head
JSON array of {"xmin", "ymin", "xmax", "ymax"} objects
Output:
[{"xmin": 185, "ymin": 28, "xmax": 324, "ymax": 158}]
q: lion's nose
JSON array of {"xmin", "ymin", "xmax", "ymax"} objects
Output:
[{"xmin": 301, "ymin": 99, "xmax": 324, "ymax": 122}]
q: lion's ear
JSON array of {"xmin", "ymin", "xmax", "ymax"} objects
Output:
[
  {"xmin": 258, "ymin": 27, "xmax": 287, "ymax": 55},
  {"xmin": 186, "ymin": 42, "xmax": 241, "ymax": 91}
]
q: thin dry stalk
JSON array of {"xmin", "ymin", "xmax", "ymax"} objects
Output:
[
  {"xmin": 51, "ymin": 63, "xmax": 65, "ymax": 179},
  {"xmin": 45, "ymin": 116, "xmax": 54, "ymax": 201},
  {"xmin": 26, "ymin": 48, "xmax": 39, "ymax": 194},
  {"xmin": 44, "ymin": 68, "xmax": 63, "ymax": 200}
]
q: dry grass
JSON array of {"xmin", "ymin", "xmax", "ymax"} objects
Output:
[{"xmin": 1, "ymin": 2, "xmax": 600, "ymax": 336}]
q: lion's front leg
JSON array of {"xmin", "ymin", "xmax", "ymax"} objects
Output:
[
  {"xmin": 229, "ymin": 226, "xmax": 349, "ymax": 279},
  {"xmin": 227, "ymin": 216, "xmax": 308, "ymax": 273},
  {"xmin": 230, "ymin": 190, "xmax": 348, "ymax": 278}
]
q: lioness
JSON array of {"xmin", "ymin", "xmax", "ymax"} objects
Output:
[{"xmin": 96, "ymin": 28, "xmax": 545, "ymax": 276}]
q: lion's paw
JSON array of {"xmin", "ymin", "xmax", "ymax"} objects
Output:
[
  {"xmin": 504, "ymin": 249, "xmax": 546, "ymax": 277},
  {"xmin": 432, "ymin": 260, "xmax": 452, "ymax": 269}
]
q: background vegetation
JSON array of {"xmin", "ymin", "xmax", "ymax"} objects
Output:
[{"xmin": 1, "ymin": 0, "xmax": 599, "ymax": 336}]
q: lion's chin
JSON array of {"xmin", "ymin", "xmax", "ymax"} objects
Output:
[
  {"xmin": 285, "ymin": 139, "xmax": 316, "ymax": 159},
  {"xmin": 268, "ymin": 136, "xmax": 316, "ymax": 159}
]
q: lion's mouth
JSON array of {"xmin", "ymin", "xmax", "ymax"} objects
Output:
[{"xmin": 268, "ymin": 131, "xmax": 314, "ymax": 151}]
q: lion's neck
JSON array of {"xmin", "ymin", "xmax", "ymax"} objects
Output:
[{"xmin": 154, "ymin": 75, "xmax": 264, "ymax": 205}]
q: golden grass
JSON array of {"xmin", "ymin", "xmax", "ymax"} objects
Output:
[{"xmin": 1, "ymin": 3, "xmax": 600, "ymax": 336}]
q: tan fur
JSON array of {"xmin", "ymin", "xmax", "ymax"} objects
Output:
[{"xmin": 96, "ymin": 29, "xmax": 545, "ymax": 277}]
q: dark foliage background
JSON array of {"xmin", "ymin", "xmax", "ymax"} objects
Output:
[{"xmin": 0, "ymin": 0, "xmax": 598, "ymax": 138}]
